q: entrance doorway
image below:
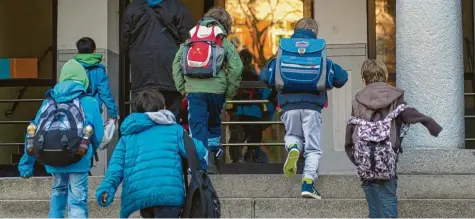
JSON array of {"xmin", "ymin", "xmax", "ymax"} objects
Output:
[{"xmin": 118, "ymin": 0, "xmax": 313, "ymax": 174}]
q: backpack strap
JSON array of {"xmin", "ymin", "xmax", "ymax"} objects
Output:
[
  {"xmin": 385, "ymin": 104, "xmax": 408, "ymax": 121},
  {"xmin": 143, "ymin": 3, "xmax": 183, "ymax": 45},
  {"xmin": 84, "ymin": 65, "xmax": 102, "ymax": 97}
]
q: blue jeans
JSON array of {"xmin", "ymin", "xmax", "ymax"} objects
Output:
[
  {"xmin": 187, "ymin": 93, "xmax": 225, "ymax": 152},
  {"xmin": 362, "ymin": 177, "xmax": 398, "ymax": 218},
  {"xmin": 48, "ymin": 173, "xmax": 88, "ymax": 218}
]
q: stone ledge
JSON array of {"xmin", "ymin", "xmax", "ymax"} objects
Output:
[
  {"xmin": 0, "ymin": 198, "xmax": 252, "ymax": 218},
  {"xmin": 397, "ymin": 149, "xmax": 475, "ymax": 174},
  {"xmin": 2, "ymin": 198, "xmax": 475, "ymax": 218},
  {"xmin": 1, "ymin": 174, "xmax": 475, "ymax": 200}
]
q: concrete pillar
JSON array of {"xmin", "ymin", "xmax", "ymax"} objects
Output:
[
  {"xmin": 396, "ymin": 0, "xmax": 464, "ymax": 149},
  {"xmin": 57, "ymin": 0, "xmax": 120, "ymax": 175}
]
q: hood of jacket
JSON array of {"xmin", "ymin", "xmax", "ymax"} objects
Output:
[
  {"xmin": 355, "ymin": 82, "xmax": 404, "ymax": 110},
  {"xmin": 199, "ymin": 17, "xmax": 228, "ymax": 35},
  {"xmin": 147, "ymin": 0, "xmax": 164, "ymax": 6},
  {"xmin": 47, "ymin": 81, "xmax": 87, "ymax": 103},
  {"xmin": 120, "ymin": 110, "xmax": 176, "ymax": 135},
  {"xmin": 75, "ymin": 53, "xmax": 104, "ymax": 66}
]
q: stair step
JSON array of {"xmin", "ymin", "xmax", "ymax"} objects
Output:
[
  {"xmin": 1, "ymin": 174, "xmax": 475, "ymax": 200},
  {"xmin": 1, "ymin": 198, "xmax": 474, "ymax": 218}
]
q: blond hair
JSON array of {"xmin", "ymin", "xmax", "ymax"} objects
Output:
[
  {"xmin": 361, "ymin": 59, "xmax": 389, "ymax": 84},
  {"xmin": 204, "ymin": 7, "xmax": 232, "ymax": 34},
  {"xmin": 295, "ymin": 18, "xmax": 318, "ymax": 35}
]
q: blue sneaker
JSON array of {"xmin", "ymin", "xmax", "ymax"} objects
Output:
[
  {"xmin": 283, "ymin": 144, "xmax": 300, "ymax": 177},
  {"xmin": 301, "ymin": 178, "xmax": 321, "ymax": 199}
]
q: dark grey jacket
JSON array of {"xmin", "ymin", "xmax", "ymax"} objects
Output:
[{"xmin": 122, "ymin": 0, "xmax": 194, "ymax": 92}]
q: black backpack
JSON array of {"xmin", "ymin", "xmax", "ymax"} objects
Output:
[{"xmin": 181, "ymin": 132, "xmax": 221, "ymax": 218}]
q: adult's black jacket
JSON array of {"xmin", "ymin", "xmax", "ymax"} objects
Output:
[{"xmin": 121, "ymin": 0, "xmax": 194, "ymax": 92}]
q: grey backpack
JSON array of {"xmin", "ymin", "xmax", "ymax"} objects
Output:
[{"xmin": 348, "ymin": 104, "xmax": 407, "ymax": 181}]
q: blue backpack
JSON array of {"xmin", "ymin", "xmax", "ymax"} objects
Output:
[{"xmin": 262, "ymin": 38, "xmax": 334, "ymax": 93}]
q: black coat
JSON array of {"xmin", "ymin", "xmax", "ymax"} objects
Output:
[{"xmin": 122, "ymin": 0, "xmax": 194, "ymax": 92}]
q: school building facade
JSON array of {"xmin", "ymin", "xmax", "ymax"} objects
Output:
[{"xmin": 0, "ymin": 0, "xmax": 473, "ymax": 176}]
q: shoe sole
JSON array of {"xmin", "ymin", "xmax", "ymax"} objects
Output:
[
  {"xmin": 301, "ymin": 191, "xmax": 322, "ymax": 200},
  {"xmin": 283, "ymin": 149, "xmax": 299, "ymax": 178}
]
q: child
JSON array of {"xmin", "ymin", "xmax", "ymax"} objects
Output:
[
  {"xmin": 95, "ymin": 89, "xmax": 208, "ymax": 218},
  {"xmin": 273, "ymin": 18, "xmax": 349, "ymax": 199},
  {"xmin": 75, "ymin": 37, "xmax": 119, "ymax": 121},
  {"xmin": 344, "ymin": 59, "xmax": 442, "ymax": 218},
  {"xmin": 18, "ymin": 59, "xmax": 104, "ymax": 218},
  {"xmin": 172, "ymin": 7, "xmax": 243, "ymax": 173}
]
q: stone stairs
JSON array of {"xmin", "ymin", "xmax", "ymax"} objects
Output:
[{"xmin": 1, "ymin": 174, "xmax": 475, "ymax": 217}]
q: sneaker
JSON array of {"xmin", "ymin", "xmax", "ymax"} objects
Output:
[
  {"xmin": 283, "ymin": 144, "xmax": 300, "ymax": 177},
  {"xmin": 301, "ymin": 178, "xmax": 322, "ymax": 199}
]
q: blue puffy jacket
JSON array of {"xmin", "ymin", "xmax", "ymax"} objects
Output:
[
  {"xmin": 95, "ymin": 110, "xmax": 208, "ymax": 218},
  {"xmin": 76, "ymin": 54, "xmax": 118, "ymax": 118},
  {"xmin": 18, "ymin": 81, "xmax": 104, "ymax": 175}
]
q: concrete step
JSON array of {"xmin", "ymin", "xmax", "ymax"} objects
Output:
[
  {"xmin": 1, "ymin": 174, "xmax": 475, "ymax": 200},
  {"xmin": 1, "ymin": 198, "xmax": 475, "ymax": 218}
]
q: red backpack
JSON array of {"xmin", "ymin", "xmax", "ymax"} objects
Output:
[{"xmin": 181, "ymin": 17, "xmax": 226, "ymax": 79}]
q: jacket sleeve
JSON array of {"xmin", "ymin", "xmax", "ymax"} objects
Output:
[
  {"xmin": 174, "ymin": 2, "xmax": 194, "ymax": 41},
  {"xmin": 96, "ymin": 68, "xmax": 118, "ymax": 118},
  {"xmin": 178, "ymin": 132, "xmax": 208, "ymax": 171},
  {"xmin": 397, "ymin": 97, "xmax": 443, "ymax": 137},
  {"xmin": 172, "ymin": 44, "xmax": 186, "ymax": 95},
  {"xmin": 121, "ymin": 10, "xmax": 132, "ymax": 52},
  {"xmin": 96, "ymin": 137, "xmax": 126, "ymax": 207},
  {"xmin": 83, "ymin": 97, "xmax": 104, "ymax": 151},
  {"xmin": 344, "ymin": 106, "xmax": 356, "ymax": 165},
  {"xmin": 18, "ymin": 100, "xmax": 48, "ymax": 177},
  {"xmin": 224, "ymin": 39, "xmax": 244, "ymax": 98},
  {"xmin": 328, "ymin": 59, "xmax": 348, "ymax": 88}
]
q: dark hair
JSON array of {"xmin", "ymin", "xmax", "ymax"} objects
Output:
[
  {"xmin": 133, "ymin": 89, "xmax": 166, "ymax": 113},
  {"xmin": 76, "ymin": 37, "xmax": 96, "ymax": 54}
]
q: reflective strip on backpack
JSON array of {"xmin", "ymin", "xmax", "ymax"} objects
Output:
[{"xmin": 316, "ymin": 47, "xmax": 327, "ymax": 91}]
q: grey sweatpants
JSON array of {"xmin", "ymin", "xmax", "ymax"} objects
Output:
[{"xmin": 281, "ymin": 109, "xmax": 323, "ymax": 181}]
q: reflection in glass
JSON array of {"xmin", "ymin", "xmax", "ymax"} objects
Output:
[
  {"xmin": 224, "ymin": 0, "xmax": 304, "ymax": 163},
  {"xmin": 375, "ymin": 0, "xmax": 395, "ymax": 85}
]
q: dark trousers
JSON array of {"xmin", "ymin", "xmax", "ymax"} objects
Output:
[
  {"xmin": 187, "ymin": 93, "xmax": 226, "ymax": 151},
  {"xmin": 140, "ymin": 206, "xmax": 182, "ymax": 218},
  {"xmin": 362, "ymin": 177, "xmax": 398, "ymax": 218},
  {"xmin": 229, "ymin": 115, "xmax": 263, "ymax": 162},
  {"xmin": 132, "ymin": 89, "xmax": 182, "ymax": 122}
]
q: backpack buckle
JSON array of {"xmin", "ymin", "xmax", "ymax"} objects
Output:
[{"xmin": 298, "ymin": 48, "xmax": 306, "ymax": 55}]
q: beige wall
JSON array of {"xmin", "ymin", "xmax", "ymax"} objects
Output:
[
  {"xmin": 315, "ymin": 0, "xmax": 367, "ymax": 173},
  {"xmin": 0, "ymin": 0, "xmax": 53, "ymax": 165},
  {"xmin": 57, "ymin": 0, "xmax": 108, "ymax": 50}
]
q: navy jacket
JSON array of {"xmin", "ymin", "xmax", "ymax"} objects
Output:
[{"xmin": 277, "ymin": 29, "xmax": 348, "ymax": 113}]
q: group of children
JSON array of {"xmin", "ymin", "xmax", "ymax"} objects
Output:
[{"xmin": 16, "ymin": 5, "xmax": 443, "ymax": 219}]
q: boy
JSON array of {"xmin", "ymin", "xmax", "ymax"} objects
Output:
[
  {"xmin": 275, "ymin": 18, "xmax": 349, "ymax": 199},
  {"xmin": 18, "ymin": 59, "xmax": 104, "ymax": 218},
  {"xmin": 96, "ymin": 89, "xmax": 208, "ymax": 218},
  {"xmin": 172, "ymin": 7, "xmax": 243, "ymax": 173},
  {"xmin": 345, "ymin": 59, "xmax": 442, "ymax": 218},
  {"xmin": 75, "ymin": 37, "xmax": 119, "ymax": 121}
]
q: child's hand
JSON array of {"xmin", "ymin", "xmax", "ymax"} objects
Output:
[{"xmin": 101, "ymin": 193, "xmax": 108, "ymax": 204}]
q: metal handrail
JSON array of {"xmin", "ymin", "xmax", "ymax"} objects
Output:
[
  {"xmin": 0, "ymin": 121, "xmax": 30, "ymax": 124},
  {"xmin": 0, "ymin": 143, "xmax": 24, "ymax": 146},
  {"xmin": 222, "ymin": 121, "xmax": 283, "ymax": 125},
  {"xmin": 222, "ymin": 143, "xmax": 285, "ymax": 147},
  {"xmin": 0, "ymin": 99, "xmax": 44, "ymax": 103}
]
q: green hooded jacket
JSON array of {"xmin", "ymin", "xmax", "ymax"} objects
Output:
[{"xmin": 172, "ymin": 20, "xmax": 243, "ymax": 98}]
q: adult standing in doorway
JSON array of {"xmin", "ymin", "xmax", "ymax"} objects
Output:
[{"xmin": 121, "ymin": 0, "xmax": 193, "ymax": 119}]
